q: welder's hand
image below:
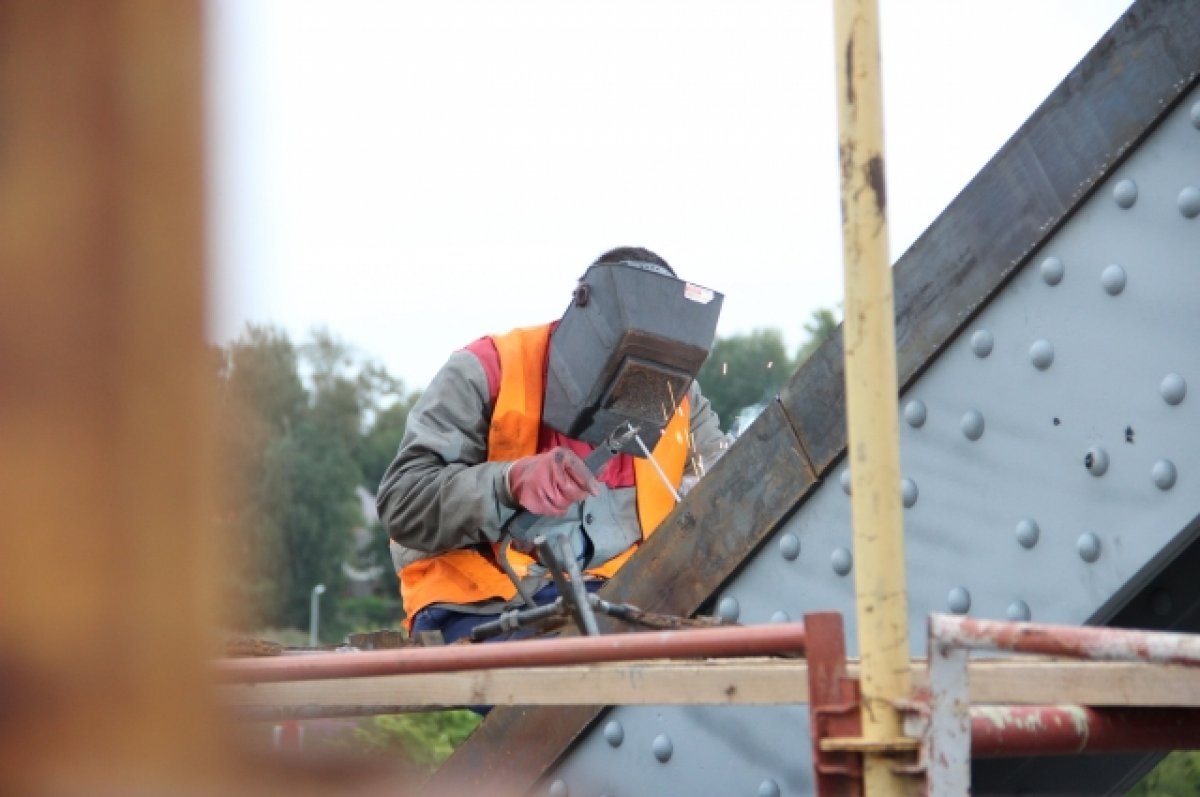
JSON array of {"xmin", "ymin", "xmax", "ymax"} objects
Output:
[{"xmin": 506, "ymin": 447, "xmax": 600, "ymax": 516}]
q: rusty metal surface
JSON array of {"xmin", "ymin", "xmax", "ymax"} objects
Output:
[
  {"xmin": 217, "ymin": 623, "xmax": 808, "ymax": 684},
  {"xmin": 805, "ymin": 612, "xmax": 865, "ymax": 797},
  {"xmin": 931, "ymin": 614, "xmax": 1200, "ymax": 666},
  {"xmin": 971, "ymin": 706, "xmax": 1200, "ymax": 757}
]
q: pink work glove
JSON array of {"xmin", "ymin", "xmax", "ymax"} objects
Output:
[{"xmin": 506, "ymin": 447, "xmax": 600, "ymax": 516}]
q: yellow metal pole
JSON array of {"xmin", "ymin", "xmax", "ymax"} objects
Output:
[{"xmin": 831, "ymin": 1, "xmax": 914, "ymax": 794}]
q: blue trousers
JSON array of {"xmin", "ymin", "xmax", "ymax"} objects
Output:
[{"xmin": 409, "ymin": 581, "xmax": 605, "ymax": 644}]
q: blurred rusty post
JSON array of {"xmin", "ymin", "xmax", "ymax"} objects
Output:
[
  {"xmin": 0, "ymin": 2, "xmax": 222, "ymax": 792},
  {"xmin": 831, "ymin": 0, "xmax": 915, "ymax": 794}
]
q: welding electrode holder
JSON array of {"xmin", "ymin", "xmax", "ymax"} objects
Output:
[{"xmin": 496, "ymin": 422, "xmax": 641, "ymax": 634}]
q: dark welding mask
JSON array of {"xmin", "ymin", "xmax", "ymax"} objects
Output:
[{"xmin": 542, "ymin": 260, "xmax": 723, "ymax": 455}]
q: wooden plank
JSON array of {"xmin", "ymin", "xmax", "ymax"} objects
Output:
[
  {"xmin": 219, "ymin": 658, "xmax": 1200, "ymax": 719},
  {"xmin": 962, "ymin": 660, "xmax": 1200, "ymax": 708},
  {"xmin": 779, "ymin": 0, "xmax": 1200, "ymax": 475},
  {"xmin": 221, "ymin": 659, "xmax": 808, "ymax": 716},
  {"xmin": 433, "ymin": 400, "xmax": 818, "ymax": 793}
]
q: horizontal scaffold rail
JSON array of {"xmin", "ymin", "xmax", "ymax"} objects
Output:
[
  {"xmin": 931, "ymin": 613, "xmax": 1200, "ymax": 664},
  {"xmin": 216, "ymin": 623, "xmax": 808, "ymax": 684}
]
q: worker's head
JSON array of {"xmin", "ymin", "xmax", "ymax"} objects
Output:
[
  {"xmin": 589, "ymin": 246, "xmax": 675, "ymax": 279},
  {"xmin": 545, "ymin": 245, "xmax": 719, "ymax": 451}
]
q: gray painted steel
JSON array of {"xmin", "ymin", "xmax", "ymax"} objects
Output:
[{"xmin": 541, "ymin": 82, "xmax": 1200, "ymax": 797}]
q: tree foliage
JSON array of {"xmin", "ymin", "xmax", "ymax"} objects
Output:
[
  {"xmin": 1127, "ymin": 752, "xmax": 1200, "ymax": 796},
  {"xmin": 351, "ymin": 711, "xmax": 482, "ymax": 769},
  {"xmin": 697, "ymin": 328, "xmax": 791, "ymax": 432},
  {"xmin": 696, "ymin": 308, "xmax": 840, "ymax": 432},
  {"xmin": 794, "ymin": 307, "xmax": 839, "ymax": 366},
  {"xmin": 214, "ymin": 324, "xmax": 416, "ymax": 637}
]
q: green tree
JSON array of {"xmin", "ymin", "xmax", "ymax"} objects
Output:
[
  {"xmin": 215, "ymin": 324, "xmax": 415, "ymax": 637},
  {"xmin": 262, "ymin": 421, "xmax": 361, "ymax": 630},
  {"xmin": 695, "ymin": 309, "xmax": 840, "ymax": 433},
  {"xmin": 357, "ymin": 387, "xmax": 421, "ymax": 491},
  {"xmin": 794, "ymin": 307, "xmax": 839, "ymax": 366},
  {"xmin": 697, "ymin": 328, "xmax": 791, "ymax": 432},
  {"xmin": 215, "ymin": 325, "xmax": 307, "ymax": 627}
]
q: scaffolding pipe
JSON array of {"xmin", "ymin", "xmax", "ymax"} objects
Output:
[
  {"xmin": 971, "ymin": 706, "xmax": 1200, "ymax": 756},
  {"xmin": 832, "ymin": 1, "xmax": 912, "ymax": 794},
  {"xmin": 930, "ymin": 614, "xmax": 1200, "ymax": 665},
  {"xmin": 216, "ymin": 623, "xmax": 807, "ymax": 684}
]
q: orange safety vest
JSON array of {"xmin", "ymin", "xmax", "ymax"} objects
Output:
[{"xmin": 398, "ymin": 323, "xmax": 690, "ymax": 624}]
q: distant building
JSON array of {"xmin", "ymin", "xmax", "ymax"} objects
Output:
[{"xmin": 342, "ymin": 486, "xmax": 386, "ymax": 598}]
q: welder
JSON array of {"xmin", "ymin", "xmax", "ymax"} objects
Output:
[{"xmin": 376, "ymin": 246, "xmax": 730, "ymax": 644}]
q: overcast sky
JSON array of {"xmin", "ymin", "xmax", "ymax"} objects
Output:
[{"xmin": 205, "ymin": 0, "xmax": 1132, "ymax": 390}]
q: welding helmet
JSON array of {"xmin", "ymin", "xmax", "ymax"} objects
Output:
[{"xmin": 542, "ymin": 258, "xmax": 723, "ymax": 454}]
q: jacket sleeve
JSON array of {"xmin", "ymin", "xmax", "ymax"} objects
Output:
[{"xmin": 376, "ymin": 350, "xmax": 518, "ymax": 553}]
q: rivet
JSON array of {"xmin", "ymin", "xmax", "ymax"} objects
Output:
[
  {"xmin": 1161, "ymin": 373, "xmax": 1187, "ymax": 405},
  {"xmin": 716, "ymin": 596, "xmax": 740, "ymax": 623},
  {"xmin": 652, "ymin": 734, "xmax": 673, "ymax": 763},
  {"xmin": 1077, "ymin": 532, "xmax": 1102, "ymax": 563},
  {"xmin": 1153, "ymin": 459, "xmax": 1177, "ymax": 490},
  {"xmin": 1029, "ymin": 339, "xmax": 1054, "ymax": 370},
  {"xmin": 904, "ymin": 399, "xmax": 927, "ymax": 428},
  {"xmin": 548, "ymin": 779, "xmax": 569, "ymax": 797},
  {"xmin": 831, "ymin": 547, "xmax": 853, "ymax": 576},
  {"xmin": 947, "ymin": 587, "xmax": 971, "ymax": 615},
  {"xmin": 1084, "ymin": 446, "xmax": 1109, "ymax": 477},
  {"xmin": 970, "ymin": 329, "xmax": 994, "ymax": 358},
  {"xmin": 901, "ymin": 478, "xmax": 919, "ymax": 508},
  {"xmin": 1151, "ymin": 589, "xmax": 1174, "ymax": 617},
  {"xmin": 1015, "ymin": 518, "xmax": 1040, "ymax": 549},
  {"xmin": 840, "ymin": 468, "xmax": 852, "ymax": 495},
  {"xmin": 770, "ymin": 610, "xmax": 791, "ymax": 624},
  {"xmin": 1180, "ymin": 186, "xmax": 1200, "ymax": 219},
  {"xmin": 758, "ymin": 779, "xmax": 781, "ymax": 797},
  {"xmin": 961, "ymin": 410, "xmax": 985, "ymax": 441},
  {"xmin": 1112, "ymin": 179, "xmax": 1138, "ymax": 208},
  {"xmin": 1041, "ymin": 256, "xmax": 1065, "ymax": 286},
  {"xmin": 1006, "ymin": 600, "xmax": 1031, "ymax": 622},
  {"xmin": 779, "ymin": 532, "xmax": 800, "ymax": 561},
  {"xmin": 603, "ymin": 720, "xmax": 624, "ymax": 747},
  {"xmin": 1101, "ymin": 264, "xmax": 1127, "ymax": 295}
]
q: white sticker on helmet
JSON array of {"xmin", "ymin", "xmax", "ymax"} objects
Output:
[{"xmin": 684, "ymin": 283, "xmax": 715, "ymax": 304}]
